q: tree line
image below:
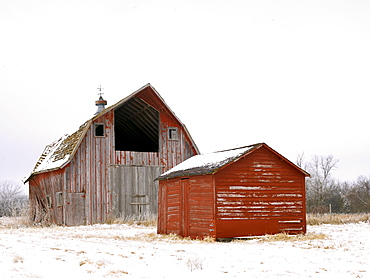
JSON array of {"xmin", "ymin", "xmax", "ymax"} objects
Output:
[
  {"xmin": 0, "ymin": 180, "xmax": 28, "ymax": 217},
  {"xmin": 1, "ymin": 155, "xmax": 369, "ymax": 218},
  {"xmin": 297, "ymin": 154, "xmax": 370, "ymax": 213}
]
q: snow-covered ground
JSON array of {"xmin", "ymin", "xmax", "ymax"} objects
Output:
[{"xmin": 0, "ymin": 219, "xmax": 369, "ymax": 277}]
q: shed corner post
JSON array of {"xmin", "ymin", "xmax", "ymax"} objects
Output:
[
  {"xmin": 157, "ymin": 181, "xmax": 167, "ymax": 235},
  {"xmin": 212, "ymin": 175, "xmax": 218, "ymax": 239},
  {"xmin": 302, "ymin": 175, "xmax": 307, "ymax": 234}
]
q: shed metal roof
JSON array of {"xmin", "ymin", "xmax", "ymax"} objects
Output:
[{"xmin": 156, "ymin": 143, "xmax": 310, "ymax": 180}]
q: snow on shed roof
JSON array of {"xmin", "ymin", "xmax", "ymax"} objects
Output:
[{"xmin": 157, "ymin": 144, "xmax": 262, "ymax": 180}]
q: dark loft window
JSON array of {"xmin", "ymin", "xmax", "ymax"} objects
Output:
[
  {"xmin": 114, "ymin": 98, "xmax": 159, "ymax": 152},
  {"xmin": 168, "ymin": 127, "xmax": 178, "ymax": 140},
  {"xmin": 94, "ymin": 123, "xmax": 105, "ymax": 137}
]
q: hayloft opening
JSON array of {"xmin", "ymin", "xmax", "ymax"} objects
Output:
[{"xmin": 114, "ymin": 97, "xmax": 159, "ymax": 152}]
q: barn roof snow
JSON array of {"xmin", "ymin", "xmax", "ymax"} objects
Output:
[
  {"xmin": 25, "ymin": 83, "xmax": 198, "ymax": 182},
  {"xmin": 156, "ymin": 143, "xmax": 309, "ymax": 180},
  {"xmin": 28, "ymin": 121, "xmax": 90, "ymax": 177}
]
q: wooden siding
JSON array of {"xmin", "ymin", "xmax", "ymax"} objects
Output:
[
  {"xmin": 66, "ymin": 110, "xmax": 115, "ymax": 224},
  {"xmin": 139, "ymin": 87, "xmax": 198, "ymax": 168},
  {"xmin": 115, "ymin": 151, "xmax": 161, "ymax": 166},
  {"xmin": 114, "ymin": 103, "xmax": 196, "ymax": 172},
  {"xmin": 158, "ymin": 179, "xmax": 181, "ymax": 235},
  {"xmin": 215, "ymin": 147, "xmax": 306, "ymax": 237},
  {"xmin": 62, "ymin": 103, "xmax": 196, "ymax": 225},
  {"xmin": 187, "ymin": 176, "xmax": 215, "ymax": 238},
  {"xmin": 28, "ymin": 86, "xmax": 199, "ymax": 225},
  {"xmin": 110, "ymin": 165, "xmax": 162, "ymax": 219},
  {"xmin": 29, "ymin": 169, "xmax": 65, "ymax": 225},
  {"xmin": 158, "ymin": 144, "xmax": 307, "ymax": 239},
  {"xmin": 157, "ymin": 176, "xmax": 215, "ymax": 238},
  {"xmin": 65, "ymin": 192, "xmax": 86, "ymax": 226}
]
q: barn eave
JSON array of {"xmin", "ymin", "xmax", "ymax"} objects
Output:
[{"xmin": 25, "ymin": 161, "xmax": 70, "ymax": 183}]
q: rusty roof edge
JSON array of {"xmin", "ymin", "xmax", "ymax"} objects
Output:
[
  {"xmin": 67, "ymin": 119, "xmax": 92, "ymax": 163},
  {"xmin": 90, "ymin": 83, "xmax": 199, "ymax": 154},
  {"xmin": 91, "ymin": 83, "xmax": 152, "ymax": 120},
  {"xmin": 24, "ymin": 163, "xmax": 71, "ymax": 182},
  {"xmin": 210, "ymin": 143, "xmax": 263, "ymax": 173},
  {"xmin": 259, "ymin": 143, "xmax": 310, "ymax": 177},
  {"xmin": 219, "ymin": 143, "xmax": 310, "ymax": 177},
  {"xmin": 156, "ymin": 143, "xmax": 310, "ymax": 181},
  {"xmin": 227, "ymin": 143, "xmax": 310, "ymax": 177},
  {"xmin": 147, "ymin": 84, "xmax": 200, "ymax": 154}
]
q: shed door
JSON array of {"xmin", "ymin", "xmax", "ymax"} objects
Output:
[
  {"xmin": 110, "ymin": 165, "xmax": 162, "ymax": 220},
  {"xmin": 180, "ymin": 178, "xmax": 190, "ymax": 237}
]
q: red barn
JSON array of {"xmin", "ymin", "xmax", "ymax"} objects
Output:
[
  {"xmin": 157, "ymin": 143, "xmax": 309, "ymax": 239},
  {"xmin": 25, "ymin": 84, "xmax": 199, "ymax": 225}
]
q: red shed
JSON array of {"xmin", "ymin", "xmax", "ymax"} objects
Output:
[
  {"xmin": 157, "ymin": 143, "xmax": 309, "ymax": 239},
  {"xmin": 25, "ymin": 84, "xmax": 199, "ymax": 225}
]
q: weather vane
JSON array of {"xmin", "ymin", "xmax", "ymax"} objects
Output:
[{"xmin": 97, "ymin": 84, "xmax": 104, "ymax": 97}]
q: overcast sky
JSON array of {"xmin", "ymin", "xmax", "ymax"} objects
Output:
[{"xmin": 1, "ymin": 0, "xmax": 369, "ymax": 186}]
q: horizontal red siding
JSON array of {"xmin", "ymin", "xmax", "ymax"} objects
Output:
[
  {"xmin": 158, "ymin": 176, "xmax": 215, "ymax": 238},
  {"xmin": 215, "ymin": 147, "xmax": 306, "ymax": 236},
  {"xmin": 187, "ymin": 176, "xmax": 215, "ymax": 238}
]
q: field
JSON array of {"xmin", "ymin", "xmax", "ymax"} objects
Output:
[{"xmin": 0, "ymin": 215, "xmax": 369, "ymax": 278}]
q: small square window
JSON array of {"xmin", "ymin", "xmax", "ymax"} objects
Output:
[
  {"xmin": 94, "ymin": 123, "xmax": 105, "ymax": 137},
  {"xmin": 168, "ymin": 127, "xmax": 178, "ymax": 140}
]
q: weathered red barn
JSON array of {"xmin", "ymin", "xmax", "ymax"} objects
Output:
[
  {"xmin": 25, "ymin": 84, "xmax": 199, "ymax": 225},
  {"xmin": 157, "ymin": 143, "xmax": 309, "ymax": 239}
]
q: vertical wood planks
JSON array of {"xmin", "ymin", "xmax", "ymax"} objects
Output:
[
  {"xmin": 110, "ymin": 165, "xmax": 161, "ymax": 219},
  {"xmin": 28, "ymin": 85, "xmax": 199, "ymax": 225}
]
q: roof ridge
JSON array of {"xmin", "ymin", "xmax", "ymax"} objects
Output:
[{"xmin": 212, "ymin": 143, "xmax": 263, "ymax": 154}]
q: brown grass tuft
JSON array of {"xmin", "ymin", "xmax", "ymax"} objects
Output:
[
  {"xmin": 259, "ymin": 232, "xmax": 327, "ymax": 242},
  {"xmin": 105, "ymin": 213, "xmax": 157, "ymax": 227}
]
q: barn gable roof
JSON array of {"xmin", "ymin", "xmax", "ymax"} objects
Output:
[
  {"xmin": 156, "ymin": 143, "xmax": 309, "ymax": 180},
  {"xmin": 26, "ymin": 83, "xmax": 199, "ymax": 182}
]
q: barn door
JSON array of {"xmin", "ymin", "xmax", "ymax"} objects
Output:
[
  {"xmin": 110, "ymin": 165, "xmax": 161, "ymax": 220},
  {"xmin": 65, "ymin": 192, "xmax": 86, "ymax": 226}
]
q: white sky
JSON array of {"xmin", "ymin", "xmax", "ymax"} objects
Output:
[{"xmin": 1, "ymin": 0, "xmax": 370, "ymax": 184}]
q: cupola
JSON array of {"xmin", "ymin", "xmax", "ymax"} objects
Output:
[{"xmin": 95, "ymin": 85, "xmax": 107, "ymax": 115}]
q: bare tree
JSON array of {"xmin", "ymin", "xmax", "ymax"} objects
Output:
[
  {"xmin": 304, "ymin": 155, "xmax": 339, "ymax": 213},
  {"xmin": 343, "ymin": 176, "xmax": 370, "ymax": 213},
  {"xmin": 296, "ymin": 152, "xmax": 305, "ymax": 168},
  {"xmin": 0, "ymin": 180, "xmax": 28, "ymax": 217}
]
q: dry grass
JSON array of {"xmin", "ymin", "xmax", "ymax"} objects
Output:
[
  {"xmin": 259, "ymin": 232, "xmax": 327, "ymax": 242},
  {"xmin": 0, "ymin": 204, "xmax": 54, "ymax": 229},
  {"xmin": 307, "ymin": 213, "xmax": 370, "ymax": 225},
  {"xmin": 106, "ymin": 213, "xmax": 158, "ymax": 227}
]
